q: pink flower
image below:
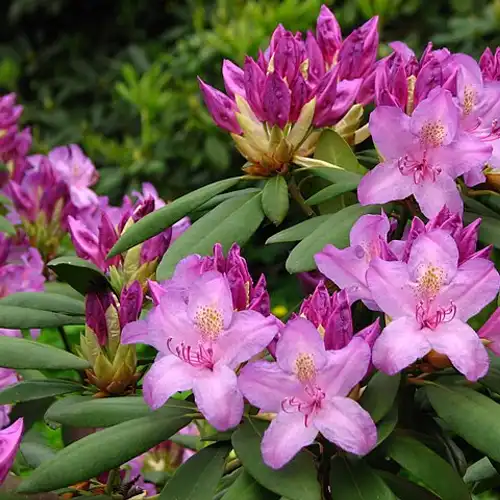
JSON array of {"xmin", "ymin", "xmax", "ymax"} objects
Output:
[
  {"xmin": 122, "ymin": 271, "xmax": 278, "ymax": 431},
  {"xmin": 0, "ymin": 368, "xmax": 18, "ymax": 429},
  {"xmin": 368, "ymin": 230, "xmax": 500, "ymax": 381},
  {"xmin": 359, "ymin": 88, "xmax": 492, "ymax": 218},
  {"xmin": 238, "ymin": 317, "xmax": 376, "ymax": 469},
  {"xmin": 315, "ymin": 212, "xmax": 395, "ymax": 309},
  {"xmin": 479, "ymin": 47, "xmax": 500, "ymax": 82},
  {"xmin": 0, "ymin": 418, "xmax": 23, "ymax": 484}
]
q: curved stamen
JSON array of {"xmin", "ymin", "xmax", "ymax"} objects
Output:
[
  {"xmin": 166, "ymin": 337, "xmax": 214, "ymax": 369},
  {"xmin": 397, "ymin": 151, "xmax": 441, "ymax": 184},
  {"xmin": 280, "ymin": 384, "xmax": 326, "ymax": 427},
  {"xmin": 415, "ymin": 300, "xmax": 456, "ymax": 330}
]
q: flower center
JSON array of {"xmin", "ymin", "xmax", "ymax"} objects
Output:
[
  {"xmin": 420, "ymin": 120, "xmax": 446, "ymax": 147},
  {"xmin": 294, "ymin": 353, "xmax": 316, "ymax": 383},
  {"xmin": 397, "ymin": 151, "xmax": 441, "ymax": 184},
  {"xmin": 167, "ymin": 338, "xmax": 214, "ymax": 370},
  {"xmin": 463, "ymin": 85, "xmax": 476, "ymax": 116},
  {"xmin": 281, "ymin": 385, "xmax": 326, "ymax": 427},
  {"xmin": 416, "ymin": 300, "xmax": 456, "ymax": 330},
  {"xmin": 194, "ymin": 306, "xmax": 224, "ymax": 341},
  {"xmin": 416, "ymin": 265, "xmax": 445, "ymax": 301}
]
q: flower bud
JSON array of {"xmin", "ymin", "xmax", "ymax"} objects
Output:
[{"xmin": 316, "ymin": 5, "xmax": 342, "ymax": 67}]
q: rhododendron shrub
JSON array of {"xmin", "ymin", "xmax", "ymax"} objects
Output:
[{"xmin": 3, "ymin": 5, "xmax": 500, "ymax": 500}]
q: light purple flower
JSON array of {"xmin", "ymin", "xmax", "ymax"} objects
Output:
[
  {"xmin": 238, "ymin": 317, "xmax": 376, "ymax": 469},
  {"xmin": 122, "ymin": 271, "xmax": 278, "ymax": 431},
  {"xmin": 315, "ymin": 212, "xmax": 395, "ymax": 309},
  {"xmin": 0, "ymin": 418, "xmax": 23, "ymax": 484},
  {"xmin": 0, "ymin": 368, "xmax": 18, "ymax": 429},
  {"xmin": 479, "ymin": 306, "xmax": 500, "ymax": 355},
  {"xmin": 368, "ymin": 230, "xmax": 500, "ymax": 381},
  {"xmin": 479, "ymin": 47, "xmax": 500, "ymax": 82},
  {"xmin": 358, "ymin": 88, "xmax": 492, "ymax": 218}
]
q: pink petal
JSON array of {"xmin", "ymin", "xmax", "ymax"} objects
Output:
[
  {"xmin": 143, "ymin": 355, "xmax": 198, "ymax": 410},
  {"xmin": 216, "ymin": 310, "xmax": 279, "ymax": 368},
  {"xmin": 193, "ymin": 364, "xmax": 244, "ymax": 431},
  {"xmin": 368, "ymin": 106, "xmax": 413, "ymax": 159},
  {"xmin": 372, "ymin": 317, "xmax": 431, "ymax": 375},
  {"xmin": 276, "ymin": 317, "xmax": 327, "ymax": 374},
  {"xmin": 316, "ymin": 337, "xmax": 371, "ymax": 397},
  {"xmin": 261, "ymin": 411, "xmax": 318, "ymax": 469},
  {"xmin": 121, "ymin": 318, "xmax": 149, "ymax": 345},
  {"xmin": 366, "ymin": 258, "xmax": 415, "ymax": 318},
  {"xmin": 439, "ymin": 257, "xmax": 500, "ymax": 321},
  {"xmin": 479, "ymin": 307, "xmax": 500, "ymax": 355},
  {"xmin": 413, "ymin": 173, "xmax": 463, "ymax": 218},
  {"xmin": 222, "ymin": 59, "xmax": 245, "ymax": 99},
  {"xmin": 357, "ymin": 160, "xmax": 414, "ymax": 207},
  {"xmin": 315, "ymin": 397, "xmax": 377, "ymax": 455},
  {"xmin": 428, "ymin": 319, "xmax": 489, "ymax": 381},
  {"xmin": 0, "ymin": 418, "xmax": 23, "ymax": 484},
  {"xmin": 350, "ymin": 212, "xmax": 391, "ymax": 247},
  {"xmin": 238, "ymin": 360, "xmax": 302, "ymax": 412}
]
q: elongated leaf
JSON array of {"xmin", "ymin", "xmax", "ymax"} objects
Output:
[
  {"xmin": 294, "ymin": 159, "xmax": 362, "ymax": 184},
  {"xmin": 232, "ymin": 420, "xmax": 321, "ymax": 500},
  {"xmin": 222, "ymin": 470, "xmax": 279, "ymax": 500},
  {"xmin": 262, "ymin": 176, "xmax": 289, "ymax": 226},
  {"xmin": 157, "ymin": 192, "xmax": 264, "ymax": 280},
  {"xmin": 360, "ymin": 372, "xmax": 400, "ymax": 423},
  {"xmin": 197, "ymin": 188, "xmax": 262, "ymax": 212},
  {"xmin": 386, "ymin": 434, "xmax": 470, "ymax": 500},
  {"xmin": 18, "ymin": 406, "xmax": 193, "ymax": 493},
  {"xmin": 43, "ymin": 282, "xmax": 84, "ymax": 301},
  {"xmin": 47, "ymin": 256, "xmax": 110, "ymax": 295},
  {"xmin": 159, "ymin": 442, "xmax": 231, "ymax": 500},
  {"xmin": 20, "ymin": 442, "xmax": 57, "ymax": 468},
  {"xmin": 329, "ymin": 456, "xmax": 396, "ymax": 500},
  {"xmin": 375, "ymin": 406, "xmax": 398, "ymax": 446},
  {"xmin": 479, "ymin": 353, "xmax": 500, "ymax": 393},
  {"xmin": 464, "ymin": 457, "xmax": 498, "ymax": 483},
  {"xmin": 266, "ymin": 215, "xmax": 331, "ymax": 245},
  {"xmin": 463, "ymin": 198, "xmax": 500, "ymax": 219},
  {"xmin": 0, "ymin": 305, "xmax": 84, "ymax": 328},
  {"xmin": 305, "ymin": 181, "xmax": 359, "ymax": 206},
  {"xmin": 45, "ymin": 396, "xmax": 194, "ymax": 427},
  {"xmin": 108, "ymin": 177, "xmax": 242, "ymax": 257},
  {"xmin": 377, "ymin": 471, "xmax": 440, "ymax": 500},
  {"xmin": 464, "ymin": 212, "xmax": 500, "ymax": 248},
  {"xmin": 0, "ymin": 215, "xmax": 16, "ymax": 236},
  {"xmin": 0, "ymin": 336, "xmax": 89, "ymax": 370},
  {"xmin": 314, "ymin": 129, "xmax": 367, "ymax": 174},
  {"xmin": 426, "ymin": 383, "xmax": 500, "ymax": 462},
  {"xmin": 0, "ymin": 380, "xmax": 83, "ymax": 404},
  {"xmin": 0, "ymin": 293, "xmax": 84, "ymax": 316},
  {"xmin": 286, "ymin": 204, "xmax": 383, "ymax": 273}
]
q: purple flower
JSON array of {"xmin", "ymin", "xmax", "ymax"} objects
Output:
[
  {"xmin": 316, "ymin": 5, "xmax": 342, "ymax": 68},
  {"xmin": 0, "ymin": 368, "xmax": 18, "ymax": 429},
  {"xmin": 0, "ymin": 418, "xmax": 23, "ymax": 484},
  {"xmin": 122, "ymin": 271, "xmax": 278, "ymax": 431},
  {"xmin": 238, "ymin": 317, "xmax": 376, "ymax": 469},
  {"xmin": 315, "ymin": 212, "xmax": 395, "ymax": 309},
  {"xmin": 479, "ymin": 47, "xmax": 500, "ymax": 82},
  {"xmin": 368, "ymin": 230, "xmax": 500, "ymax": 381},
  {"xmin": 479, "ymin": 307, "xmax": 500, "ymax": 355},
  {"xmin": 358, "ymin": 88, "xmax": 492, "ymax": 218}
]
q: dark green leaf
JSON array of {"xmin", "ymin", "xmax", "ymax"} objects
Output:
[
  {"xmin": 157, "ymin": 192, "xmax": 264, "ymax": 280},
  {"xmin": 0, "ymin": 336, "xmax": 89, "ymax": 370},
  {"xmin": 221, "ymin": 470, "xmax": 279, "ymax": 500},
  {"xmin": 196, "ymin": 188, "xmax": 262, "ymax": 212},
  {"xmin": 0, "ymin": 215, "xmax": 16, "ymax": 236},
  {"xmin": 0, "ymin": 305, "xmax": 84, "ymax": 329},
  {"xmin": 299, "ymin": 164, "xmax": 362, "ymax": 184},
  {"xmin": 314, "ymin": 130, "xmax": 366, "ymax": 174},
  {"xmin": 262, "ymin": 176, "xmax": 289, "ymax": 226},
  {"xmin": 377, "ymin": 471, "xmax": 440, "ymax": 500},
  {"xmin": 375, "ymin": 406, "xmax": 398, "ymax": 447},
  {"xmin": 464, "ymin": 212, "xmax": 500, "ymax": 248},
  {"xmin": 385, "ymin": 434, "xmax": 469, "ymax": 500},
  {"xmin": 463, "ymin": 198, "xmax": 500, "ymax": 219},
  {"xmin": 426, "ymin": 383, "xmax": 500, "ymax": 462},
  {"xmin": 47, "ymin": 256, "xmax": 110, "ymax": 295},
  {"xmin": 43, "ymin": 282, "xmax": 84, "ymax": 301},
  {"xmin": 0, "ymin": 292, "xmax": 84, "ymax": 316},
  {"xmin": 360, "ymin": 372, "xmax": 400, "ymax": 423},
  {"xmin": 305, "ymin": 181, "xmax": 359, "ymax": 206},
  {"xmin": 0, "ymin": 380, "xmax": 83, "ymax": 404},
  {"xmin": 17, "ymin": 407, "xmax": 193, "ymax": 493},
  {"xmin": 232, "ymin": 420, "xmax": 321, "ymax": 500},
  {"xmin": 108, "ymin": 177, "xmax": 242, "ymax": 258},
  {"xmin": 159, "ymin": 443, "xmax": 231, "ymax": 500},
  {"xmin": 464, "ymin": 457, "xmax": 498, "ymax": 483},
  {"xmin": 20, "ymin": 442, "xmax": 57, "ymax": 468},
  {"xmin": 266, "ymin": 216, "xmax": 331, "ymax": 245},
  {"xmin": 329, "ymin": 456, "xmax": 396, "ymax": 499},
  {"xmin": 285, "ymin": 204, "xmax": 384, "ymax": 273}
]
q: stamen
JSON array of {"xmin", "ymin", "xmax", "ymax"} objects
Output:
[
  {"xmin": 280, "ymin": 385, "xmax": 325, "ymax": 427},
  {"xmin": 294, "ymin": 353, "xmax": 316, "ymax": 383},
  {"xmin": 398, "ymin": 151, "xmax": 441, "ymax": 184},
  {"xmin": 166, "ymin": 337, "xmax": 214, "ymax": 369},
  {"xmin": 415, "ymin": 300, "xmax": 456, "ymax": 330},
  {"xmin": 420, "ymin": 120, "xmax": 446, "ymax": 147},
  {"xmin": 194, "ymin": 306, "xmax": 224, "ymax": 341}
]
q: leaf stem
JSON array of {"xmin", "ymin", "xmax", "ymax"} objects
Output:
[{"xmin": 288, "ymin": 178, "xmax": 315, "ymax": 217}]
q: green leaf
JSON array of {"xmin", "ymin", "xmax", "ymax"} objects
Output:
[
  {"xmin": 266, "ymin": 216, "xmax": 331, "ymax": 245},
  {"xmin": 47, "ymin": 256, "xmax": 110, "ymax": 295},
  {"xmin": 20, "ymin": 442, "xmax": 57, "ymax": 468},
  {"xmin": 296, "ymin": 162, "xmax": 363, "ymax": 184},
  {"xmin": 0, "ymin": 305, "xmax": 84, "ymax": 329},
  {"xmin": 385, "ymin": 434, "xmax": 470, "ymax": 500},
  {"xmin": 464, "ymin": 457, "xmax": 498, "ymax": 483},
  {"xmin": 45, "ymin": 396, "xmax": 194, "ymax": 427},
  {"xmin": 157, "ymin": 192, "xmax": 264, "ymax": 280},
  {"xmin": 232, "ymin": 420, "xmax": 321, "ymax": 500},
  {"xmin": 375, "ymin": 406, "xmax": 398, "ymax": 447},
  {"xmin": 464, "ymin": 212, "xmax": 500, "ymax": 248},
  {"xmin": 222, "ymin": 470, "xmax": 279, "ymax": 500},
  {"xmin": 17, "ymin": 406, "xmax": 193, "ymax": 493},
  {"xmin": 0, "ymin": 292, "xmax": 84, "ymax": 316},
  {"xmin": 463, "ymin": 197, "xmax": 500, "ymax": 219},
  {"xmin": 285, "ymin": 204, "xmax": 384, "ymax": 273},
  {"xmin": 43, "ymin": 282, "xmax": 84, "ymax": 301},
  {"xmin": 314, "ymin": 129, "xmax": 367, "ymax": 175},
  {"xmin": 262, "ymin": 176, "xmax": 289, "ymax": 226},
  {"xmin": 159, "ymin": 442, "xmax": 231, "ymax": 500},
  {"xmin": 196, "ymin": 188, "xmax": 262, "ymax": 212},
  {"xmin": 426, "ymin": 383, "xmax": 500, "ymax": 462},
  {"xmin": 0, "ymin": 336, "xmax": 89, "ymax": 370},
  {"xmin": 360, "ymin": 372, "xmax": 400, "ymax": 423},
  {"xmin": 305, "ymin": 181, "xmax": 359, "ymax": 206},
  {"xmin": 108, "ymin": 177, "xmax": 242, "ymax": 258},
  {"xmin": 0, "ymin": 380, "xmax": 83, "ymax": 404},
  {"xmin": 479, "ymin": 353, "xmax": 500, "ymax": 393},
  {"xmin": 377, "ymin": 471, "xmax": 440, "ymax": 500},
  {"xmin": 0, "ymin": 214, "xmax": 16, "ymax": 236},
  {"xmin": 329, "ymin": 456, "xmax": 396, "ymax": 500}
]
